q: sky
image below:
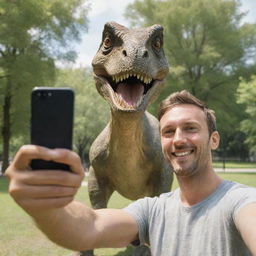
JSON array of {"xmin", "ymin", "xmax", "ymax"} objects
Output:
[{"xmin": 74, "ymin": 0, "xmax": 256, "ymax": 68}]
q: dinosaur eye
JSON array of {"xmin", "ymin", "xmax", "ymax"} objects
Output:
[
  {"xmin": 103, "ymin": 36, "xmax": 113, "ymax": 49},
  {"xmin": 153, "ymin": 37, "xmax": 162, "ymax": 51}
]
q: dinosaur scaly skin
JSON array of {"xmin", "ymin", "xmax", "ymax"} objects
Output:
[
  {"xmin": 89, "ymin": 21, "xmax": 173, "ymax": 205},
  {"xmin": 82, "ymin": 22, "xmax": 173, "ymax": 256}
]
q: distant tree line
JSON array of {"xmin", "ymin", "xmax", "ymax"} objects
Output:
[{"xmin": 125, "ymin": 0, "xmax": 256, "ymax": 161}]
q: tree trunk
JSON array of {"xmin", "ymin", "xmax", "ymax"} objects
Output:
[
  {"xmin": 75, "ymin": 137, "xmax": 90, "ymax": 165},
  {"xmin": 1, "ymin": 88, "xmax": 11, "ymax": 174}
]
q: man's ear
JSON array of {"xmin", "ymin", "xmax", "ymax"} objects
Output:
[{"xmin": 210, "ymin": 131, "xmax": 220, "ymax": 150}]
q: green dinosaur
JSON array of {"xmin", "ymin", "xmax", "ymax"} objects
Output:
[{"xmin": 79, "ymin": 22, "xmax": 173, "ymax": 256}]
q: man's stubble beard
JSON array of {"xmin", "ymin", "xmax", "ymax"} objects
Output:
[{"xmin": 171, "ymin": 139, "xmax": 212, "ymax": 178}]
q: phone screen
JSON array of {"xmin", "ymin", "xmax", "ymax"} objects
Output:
[{"xmin": 30, "ymin": 87, "xmax": 74, "ymax": 170}]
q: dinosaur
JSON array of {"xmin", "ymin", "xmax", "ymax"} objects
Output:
[{"xmin": 80, "ymin": 22, "xmax": 173, "ymax": 256}]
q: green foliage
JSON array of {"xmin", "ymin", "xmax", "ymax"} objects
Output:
[
  {"xmin": 55, "ymin": 68, "xmax": 109, "ymax": 163},
  {"xmin": 125, "ymin": 0, "xmax": 256, "ymax": 157},
  {"xmin": 0, "ymin": 0, "xmax": 89, "ymax": 169},
  {"xmin": 237, "ymin": 76, "xmax": 256, "ymax": 154},
  {"xmin": 9, "ymin": 135, "xmax": 27, "ymax": 159},
  {"xmin": 0, "ymin": 0, "xmax": 89, "ymax": 60}
]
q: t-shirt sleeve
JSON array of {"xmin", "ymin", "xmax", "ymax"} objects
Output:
[
  {"xmin": 231, "ymin": 185, "xmax": 256, "ymax": 221},
  {"xmin": 123, "ymin": 197, "xmax": 157, "ymax": 245}
]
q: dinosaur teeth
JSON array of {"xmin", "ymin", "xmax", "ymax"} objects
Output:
[
  {"xmin": 136, "ymin": 95, "xmax": 143, "ymax": 106},
  {"xmin": 112, "ymin": 72, "xmax": 152, "ymax": 85}
]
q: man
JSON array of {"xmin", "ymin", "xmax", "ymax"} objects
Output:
[{"xmin": 6, "ymin": 90, "xmax": 256, "ymax": 255}]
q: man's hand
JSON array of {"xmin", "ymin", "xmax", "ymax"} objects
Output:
[
  {"xmin": 6, "ymin": 145, "xmax": 85, "ymax": 216},
  {"xmin": 5, "ymin": 145, "xmax": 138, "ymax": 251}
]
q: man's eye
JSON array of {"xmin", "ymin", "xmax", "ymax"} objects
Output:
[
  {"xmin": 163, "ymin": 129, "xmax": 174, "ymax": 136},
  {"xmin": 186, "ymin": 126, "xmax": 197, "ymax": 132}
]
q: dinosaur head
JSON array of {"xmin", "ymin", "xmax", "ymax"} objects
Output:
[{"xmin": 92, "ymin": 22, "xmax": 169, "ymax": 112}]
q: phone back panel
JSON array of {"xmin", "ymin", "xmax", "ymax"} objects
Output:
[{"xmin": 31, "ymin": 87, "xmax": 74, "ymax": 170}]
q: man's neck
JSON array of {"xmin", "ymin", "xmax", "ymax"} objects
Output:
[{"xmin": 176, "ymin": 168, "xmax": 223, "ymax": 207}]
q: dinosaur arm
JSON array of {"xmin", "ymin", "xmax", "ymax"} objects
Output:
[{"xmin": 35, "ymin": 201, "xmax": 139, "ymax": 251}]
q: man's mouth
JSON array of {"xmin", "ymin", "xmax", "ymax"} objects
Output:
[{"xmin": 172, "ymin": 149, "xmax": 194, "ymax": 157}]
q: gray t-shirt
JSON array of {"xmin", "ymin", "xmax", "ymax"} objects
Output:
[{"xmin": 124, "ymin": 180, "xmax": 256, "ymax": 256}]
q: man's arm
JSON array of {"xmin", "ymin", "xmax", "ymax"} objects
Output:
[
  {"xmin": 33, "ymin": 202, "xmax": 138, "ymax": 251},
  {"xmin": 6, "ymin": 145, "xmax": 139, "ymax": 251},
  {"xmin": 235, "ymin": 203, "xmax": 256, "ymax": 255}
]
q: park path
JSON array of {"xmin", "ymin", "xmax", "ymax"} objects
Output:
[
  {"xmin": 81, "ymin": 169, "xmax": 256, "ymax": 187},
  {"xmin": 215, "ymin": 168, "xmax": 256, "ymax": 173}
]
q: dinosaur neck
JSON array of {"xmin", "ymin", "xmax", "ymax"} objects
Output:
[{"xmin": 109, "ymin": 110, "xmax": 144, "ymax": 148}]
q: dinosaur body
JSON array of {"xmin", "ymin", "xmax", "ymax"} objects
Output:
[
  {"xmin": 89, "ymin": 111, "xmax": 171, "ymax": 205},
  {"xmin": 89, "ymin": 21, "xmax": 173, "ymax": 206},
  {"xmin": 82, "ymin": 22, "xmax": 173, "ymax": 256}
]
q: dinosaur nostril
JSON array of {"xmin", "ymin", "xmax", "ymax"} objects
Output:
[
  {"xmin": 143, "ymin": 50, "xmax": 149, "ymax": 58},
  {"xmin": 122, "ymin": 50, "xmax": 127, "ymax": 57}
]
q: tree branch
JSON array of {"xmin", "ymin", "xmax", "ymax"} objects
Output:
[
  {"xmin": 0, "ymin": 74, "xmax": 9, "ymax": 79},
  {"xmin": 0, "ymin": 49, "xmax": 6, "ymax": 57}
]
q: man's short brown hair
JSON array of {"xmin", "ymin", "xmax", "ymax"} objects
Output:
[{"xmin": 158, "ymin": 90, "xmax": 217, "ymax": 135}]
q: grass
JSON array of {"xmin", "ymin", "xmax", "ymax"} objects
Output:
[
  {"xmin": 1, "ymin": 171, "xmax": 256, "ymax": 256},
  {"xmin": 0, "ymin": 176, "xmax": 132, "ymax": 256}
]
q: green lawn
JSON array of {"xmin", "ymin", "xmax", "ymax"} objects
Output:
[{"xmin": 1, "ymin": 172, "xmax": 256, "ymax": 256}]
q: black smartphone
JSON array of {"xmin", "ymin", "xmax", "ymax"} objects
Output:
[{"xmin": 30, "ymin": 87, "xmax": 74, "ymax": 171}]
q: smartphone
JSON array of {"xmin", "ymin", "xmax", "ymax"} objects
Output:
[{"xmin": 30, "ymin": 87, "xmax": 74, "ymax": 171}]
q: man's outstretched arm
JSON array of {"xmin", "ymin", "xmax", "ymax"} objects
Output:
[
  {"xmin": 235, "ymin": 203, "xmax": 256, "ymax": 255},
  {"xmin": 6, "ymin": 145, "xmax": 139, "ymax": 251}
]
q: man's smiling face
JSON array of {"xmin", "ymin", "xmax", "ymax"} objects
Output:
[{"xmin": 160, "ymin": 104, "xmax": 219, "ymax": 177}]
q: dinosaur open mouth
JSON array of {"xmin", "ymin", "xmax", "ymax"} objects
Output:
[{"xmin": 107, "ymin": 72, "xmax": 154, "ymax": 108}]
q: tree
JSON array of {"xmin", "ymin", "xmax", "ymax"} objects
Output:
[
  {"xmin": 125, "ymin": 0, "xmax": 256, "ymax": 158},
  {"xmin": 55, "ymin": 68, "xmax": 109, "ymax": 164},
  {"xmin": 0, "ymin": 0, "xmax": 89, "ymax": 172},
  {"xmin": 237, "ymin": 76, "xmax": 256, "ymax": 155}
]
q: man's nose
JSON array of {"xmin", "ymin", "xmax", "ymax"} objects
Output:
[{"xmin": 173, "ymin": 129, "xmax": 186, "ymax": 145}]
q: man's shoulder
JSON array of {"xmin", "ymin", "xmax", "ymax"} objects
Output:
[
  {"xmin": 135, "ymin": 190, "xmax": 176, "ymax": 206},
  {"xmin": 225, "ymin": 180, "xmax": 256, "ymax": 195},
  {"xmin": 219, "ymin": 180, "xmax": 256, "ymax": 215},
  {"xmin": 159, "ymin": 190, "xmax": 175, "ymax": 198}
]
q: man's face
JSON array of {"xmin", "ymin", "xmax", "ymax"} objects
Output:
[{"xmin": 160, "ymin": 104, "xmax": 219, "ymax": 177}]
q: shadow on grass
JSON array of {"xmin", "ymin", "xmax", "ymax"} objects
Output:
[
  {"xmin": 114, "ymin": 246, "xmax": 134, "ymax": 256},
  {"xmin": 0, "ymin": 176, "xmax": 9, "ymax": 193}
]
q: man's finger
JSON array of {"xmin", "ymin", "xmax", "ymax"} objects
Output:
[
  {"xmin": 12, "ymin": 145, "xmax": 84, "ymax": 178},
  {"xmin": 23, "ymin": 170, "xmax": 82, "ymax": 187},
  {"xmin": 48, "ymin": 148, "xmax": 85, "ymax": 177},
  {"xmin": 12, "ymin": 145, "xmax": 62, "ymax": 170},
  {"xmin": 10, "ymin": 184, "xmax": 78, "ymax": 200}
]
